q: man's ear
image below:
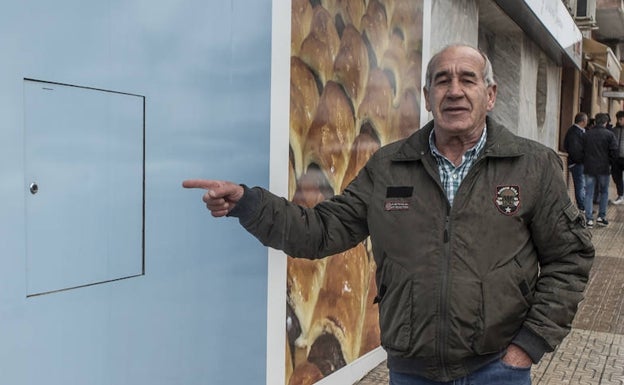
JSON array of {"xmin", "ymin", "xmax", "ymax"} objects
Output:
[
  {"xmin": 423, "ymin": 87, "xmax": 431, "ymax": 111},
  {"xmin": 487, "ymin": 84, "xmax": 497, "ymax": 111}
]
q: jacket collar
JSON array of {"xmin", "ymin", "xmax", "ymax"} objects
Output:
[{"xmin": 391, "ymin": 116, "xmax": 524, "ymax": 161}]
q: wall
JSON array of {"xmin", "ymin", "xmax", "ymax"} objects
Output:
[
  {"xmin": 541, "ymin": 55, "xmax": 564, "ymax": 148},
  {"xmin": 0, "ymin": 1, "xmax": 271, "ymax": 384},
  {"xmin": 430, "ymin": 0, "xmax": 479, "ymax": 50},
  {"xmin": 482, "ymin": 26, "xmax": 562, "ymax": 147},
  {"xmin": 515, "ymin": 39, "xmax": 562, "ymax": 148}
]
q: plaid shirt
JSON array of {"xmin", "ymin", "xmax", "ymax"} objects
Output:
[{"xmin": 429, "ymin": 126, "xmax": 487, "ymax": 205}]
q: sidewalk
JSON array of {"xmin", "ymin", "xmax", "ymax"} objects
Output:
[{"xmin": 357, "ymin": 197, "xmax": 624, "ymax": 385}]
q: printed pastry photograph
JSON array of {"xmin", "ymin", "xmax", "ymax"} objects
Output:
[{"xmin": 286, "ymin": 0, "xmax": 424, "ymax": 383}]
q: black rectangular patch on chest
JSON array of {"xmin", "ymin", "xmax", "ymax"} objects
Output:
[{"xmin": 386, "ymin": 186, "xmax": 414, "ymax": 198}]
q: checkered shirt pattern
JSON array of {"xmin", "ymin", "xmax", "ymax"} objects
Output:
[{"xmin": 429, "ymin": 126, "xmax": 487, "ymax": 206}]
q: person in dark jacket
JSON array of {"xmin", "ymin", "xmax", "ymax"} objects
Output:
[
  {"xmin": 582, "ymin": 112, "xmax": 618, "ymax": 227},
  {"xmin": 183, "ymin": 45, "xmax": 594, "ymax": 384},
  {"xmin": 563, "ymin": 112, "xmax": 588, "ymax": 210},
  {"xmin": 609, "ymin": 110, "xmax": 624, "ymax": 204}
]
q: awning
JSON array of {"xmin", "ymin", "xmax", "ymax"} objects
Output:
[
  {"xmin": 583, "ymin": 38, "xmax": 622, "ymax": 80},
  {"xmin": 493, "ymin": 0, "xmax": 582, "ymax": 69}
]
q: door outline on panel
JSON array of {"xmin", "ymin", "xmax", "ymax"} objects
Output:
[{"xmin": 24, "ymin": 78, "xmax": 145, "ymax": 297}]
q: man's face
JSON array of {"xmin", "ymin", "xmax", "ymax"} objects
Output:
[
  {"xmin": 579, "ymin": 118, "xmax": 588, "ymax": 128},
  {"xmin": 424, "ymin": 46, "xmax": 497, "ymax": 137},
  {"xmin": 618, "ymin": 116, "xmax": 624, "ymax": 127}
]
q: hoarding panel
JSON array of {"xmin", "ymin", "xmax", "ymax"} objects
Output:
[{"xmin": 285, "ymin": 1, "xmax": 424, "ymax": 383}]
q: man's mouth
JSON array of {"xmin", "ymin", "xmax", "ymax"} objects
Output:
[{"xmin": 443, "ymin": 106, "xmax": 469, "ymax": 113}]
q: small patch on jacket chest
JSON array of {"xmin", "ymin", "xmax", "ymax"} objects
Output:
[
  {"xmin": 494, "ymin": 185, "xmax": 520, "ymax": 215},
  {"xmin": 384, "ymin": 201, "xmax": 410, "ymax": 211},
  {"xmin": 384, "ymin": 186, "xmax": 413, "ymax": 211}
]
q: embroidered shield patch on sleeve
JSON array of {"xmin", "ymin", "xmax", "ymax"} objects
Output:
[{"xmin": 495, "ymin": 185, "xmax": 520, "ymax": 215}]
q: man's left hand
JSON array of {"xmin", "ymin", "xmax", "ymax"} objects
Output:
[{"xmin": 502, "ymin": 344, "xmax": 532, "ymax": 368}]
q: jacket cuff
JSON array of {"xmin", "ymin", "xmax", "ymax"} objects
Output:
[
  {"xmin": 226, "ymin": 184, "xmax": 261, "ymax": 220},
  {"xmin": 511, "ymin": 326, "xmax": 552, "ymax": 364}
]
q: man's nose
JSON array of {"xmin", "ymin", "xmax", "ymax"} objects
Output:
[{"xmin": 446, "ymin": 78, "xmax": 464, "ymax": 96}]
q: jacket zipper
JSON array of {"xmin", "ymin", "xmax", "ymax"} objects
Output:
[
  {"xmin": 419, "ymin": 149, "xmax": 454, "ymax": 378},
  {"xmin": 438, "ymin": 214, "xmax": 451, "ymax": 379}
]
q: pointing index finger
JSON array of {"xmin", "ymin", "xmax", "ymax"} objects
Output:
[{"xmin": 182, "ymin": 179, "xmax": 221, "ymax": 190}]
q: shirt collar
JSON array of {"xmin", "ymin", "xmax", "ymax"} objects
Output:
[{"xmin": 429, "ymin": 126, "xmax": 488, "ymax": 165}]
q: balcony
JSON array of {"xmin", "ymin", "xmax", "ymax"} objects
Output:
[
  {"xmin": 583, "ymin": 37, "xmax": 622, "ymax": 79},
  {"xmin": 595, "ymin": 0, "xmax": 624, "ymax": 41}
]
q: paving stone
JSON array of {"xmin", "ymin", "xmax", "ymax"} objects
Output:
[
  {"xmin": 532, "ymin": 330, "xmax": 624, "ymax": 385},
  {"xmin": 573, "ymin": 256, "xmax": 624, "ymax": 335}
]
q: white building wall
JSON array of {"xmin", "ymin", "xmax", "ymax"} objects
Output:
[
  {"xmin": 518, "ymin": 38, "xmax": 541, "ymax": 140},
  {"xmin": 430, "ymin": 0, "xmax": 479, "ymax": 50}
]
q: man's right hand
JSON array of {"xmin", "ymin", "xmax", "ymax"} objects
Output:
[{"xmin": 182, "ymin": 179, "xmax": 244, "ymax": 217}]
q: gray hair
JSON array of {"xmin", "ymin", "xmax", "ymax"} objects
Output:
[{"xmin": 424, "ymin": 44, "xmax": 496, "ymax": 90}]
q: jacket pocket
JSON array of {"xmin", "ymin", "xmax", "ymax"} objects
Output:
[
  {"xmin": 376, "ymin": 258, "xmax": 413, "ymax": 354},
  {"xmin": 473, "ymin": 258, "xmax": 532, "ymax": 355},
  {"xmin": 377, "ymin": 258, "xmax": 435, "ymax": 357}
]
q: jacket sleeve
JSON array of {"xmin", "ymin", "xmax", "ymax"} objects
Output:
[
  {"xmin": 563, "ymin": 128, "xmax": 582, "ymax": 164},
  {"xmin": 227, "ymin": 167, "xmax": 374, "ymax": 259},
  {"xmin": 511, "ymin": 149, "xmax": 594, "ymax": 362},
  {"xmin": 609, "ymin": 132, "xmax": 619, "ymax": 163}
]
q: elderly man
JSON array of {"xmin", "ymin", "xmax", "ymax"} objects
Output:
[{"xmin": 183, "ymin": 44, "xmax": 594, "ymax": 385}]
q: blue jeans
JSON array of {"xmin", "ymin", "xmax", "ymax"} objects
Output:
[
  {"xmin": 389, "ymin": 359, "xmax": 531, "ymax": 385},
  {"xmin": 584, "ymin": 174, "xmax": 610, "ymax": 220},
  {"xmin": 569, "ymin": 164, "xmax": 585, "ymax": 210}
]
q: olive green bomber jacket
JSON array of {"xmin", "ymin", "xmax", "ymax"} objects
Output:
[{"xmin": 229, "ymin": 118, "xmax": 595, "ymax": 381}]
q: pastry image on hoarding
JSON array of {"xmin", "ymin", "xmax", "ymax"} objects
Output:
[{"xmin": 286, "ymin": 0, "xmax": 424, "ymax": 384}]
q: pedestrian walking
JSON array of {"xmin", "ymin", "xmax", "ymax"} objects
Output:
[
  {"xmin": 564, "ymin": 112, "xmax": 589, "ymax": 211},
  {"xmin": 583, "ymin": 112, "xmax": 618, "ymax": 227},
  {"xmin": 609, "ymin": 110, "xmax": 624, "ymax": 204},
  {"xmin": 183, "ymin": 44, "xmax": 594, "ymax": 385}
]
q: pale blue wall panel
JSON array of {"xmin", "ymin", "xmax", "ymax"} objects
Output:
[{"xmin": 0, "ymin": 1, "xmax": 272, "ymax": 384}]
